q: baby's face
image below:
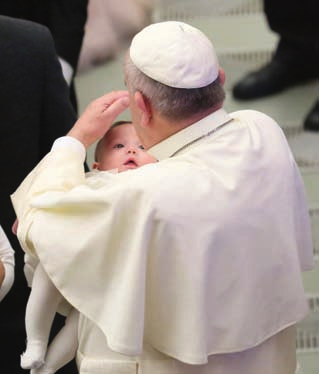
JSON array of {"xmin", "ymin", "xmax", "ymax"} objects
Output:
[{"xmin": 96, "ymin": 123, "xmax": 156, "ymax": 172}]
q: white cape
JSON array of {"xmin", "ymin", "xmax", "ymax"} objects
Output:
[{"xmin": 12, "ymin": 110, "xmax": 314, "ymax": 364}]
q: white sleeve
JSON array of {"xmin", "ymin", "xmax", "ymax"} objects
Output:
[
  {"xmin": 0, "ymin": 225, "xmax": 15, "ymax": 302},
  {"xmin": 58, "ymin": 57, "xmax": 74, "ymax": 86},
  {"xmin": 52, "ymin": 136, "xmax": 86, "ymax": 157}
]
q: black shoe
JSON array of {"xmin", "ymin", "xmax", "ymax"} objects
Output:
[
  {"xmin": 232, "ymin": 59, "xmax": 316, "ymax": 101},
  {"xmin": 304, "ymin": 100, "xmax": 319, "ymax": 132}
]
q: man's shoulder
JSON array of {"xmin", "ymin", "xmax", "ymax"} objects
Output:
[
  {"xmin": 230, "ymin": 109, "xmax": 275, "ymax": 122},
  {"xmin": 229, "ymin": 109, "xmax": 284, "ymax": 138},
  {"xmin": 0, "ymin": 15, "xmax": 52, "ymax": 47}
]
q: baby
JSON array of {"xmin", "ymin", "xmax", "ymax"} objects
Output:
[{"xmin": 19, "ymin": 120, "xmax": 156, "ymax": 373}]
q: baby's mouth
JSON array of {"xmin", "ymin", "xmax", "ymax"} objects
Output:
[{"xmin": 124, "ymin": 158, "xmax": 138, "ymax": 167}]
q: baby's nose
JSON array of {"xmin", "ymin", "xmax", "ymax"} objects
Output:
[{"xmin": 127, "ymin": 147, "xmax": 137, "ymax": 154}]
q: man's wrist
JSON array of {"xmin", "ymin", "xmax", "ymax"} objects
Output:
[{"xmin": 67, "ymin": 128, "xmax": 92, "ymax": 149}]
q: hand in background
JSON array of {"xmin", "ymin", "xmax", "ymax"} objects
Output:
[
  {"xmin": 12, "ymin": 218, "xmax": 18, "ymax": 235},
  {"xmin": 0, "ymin": 259, "xmax": 5, "ymax": 287}
]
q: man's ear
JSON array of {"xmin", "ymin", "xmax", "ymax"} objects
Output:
[
  {"xmin": 218, "ymin": 67, "xmax": 226, "ymax": 86},
  {"xmin": 92, "ymin": 162, "xmax": 100, "ymax": 170},
  {"xmin": 134, "ymin": 91, "xmax": 152, "ymax": 127}
]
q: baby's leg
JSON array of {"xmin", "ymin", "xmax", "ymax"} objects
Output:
[
  {"xmin": 31, "ymin": 308, "xmax": 79, "ymax": 374},
  {"xmin": 21, "ymin": 263, "xmax": 63, "ymax": 369}
]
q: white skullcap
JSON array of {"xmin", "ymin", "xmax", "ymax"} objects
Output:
[{"xmin": 129, "ymin": 21, "xmax": 219, "ymax": 89}]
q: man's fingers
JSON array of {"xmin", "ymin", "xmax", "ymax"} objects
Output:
[
  {"xmin": 99, "ymin": 91, "xmax": 129, "ymax": 110},
  {"xmin": 105, "ymin": 96, "xmax": 130, "ymax": 118},
  {"xmin": 68, "ymin": 91, "xmax": 130, "ymax": 148}
]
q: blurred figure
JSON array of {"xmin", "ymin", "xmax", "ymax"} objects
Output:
[
  {"xmin": 232, "ymin": 0, "xmax": 319, "ymax": 131},
  {"xmin": 78, "ymin": 0, "xmax": 152, "ymax": 73},
  {"xmin": 0, "ymin": 15, "xmax": 79, "ymax": 373},
  {"xmin": 0, "ymin": 0, "xmax": 88, "ymax": 113}
]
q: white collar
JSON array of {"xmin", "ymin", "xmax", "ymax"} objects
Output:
[{"xmin": 148, "ymin": 108, "xmax": 231, "ymax": 160}]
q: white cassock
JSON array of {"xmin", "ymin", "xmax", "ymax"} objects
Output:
[{"xmin": 12, "ymin": 108, "xmax": 314, "ymax": 374}]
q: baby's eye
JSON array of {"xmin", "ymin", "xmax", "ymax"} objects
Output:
[
  {"xmin": 138, "ymin": 145, "xmax": 145, "ymax": 150},
  {"xmin": 113, "ymin": 143, "xmax": 124, "ymax": 149}
]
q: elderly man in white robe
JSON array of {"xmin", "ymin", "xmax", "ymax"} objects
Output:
[{"xmin": 12, "ymin": 21, "xmax": 314, "ymax": 374}]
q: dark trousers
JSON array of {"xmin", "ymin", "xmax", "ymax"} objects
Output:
[{"xmin": 264, "ymin": 0, "xmax": 319, "ymax": 70}]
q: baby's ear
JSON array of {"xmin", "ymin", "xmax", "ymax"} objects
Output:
[{"xmin": 92, "ymin": 162, "xmax": 100, "ymax": 170}]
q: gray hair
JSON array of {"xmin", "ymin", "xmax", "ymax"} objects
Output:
[{"xmin": 124, "ymin": 54, "xmax": 225, "ymax": 121}]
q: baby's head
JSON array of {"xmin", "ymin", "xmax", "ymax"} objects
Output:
[{"xmin": 92, "ymin": 120, "xmax": 156, "ymax": 172}]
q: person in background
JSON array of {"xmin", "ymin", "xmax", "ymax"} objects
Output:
[
  {"xmin": 12, "ymin": 21, "xmax": 314, "ymax": 374},
  {"xmin": 0, "ymin": 0, "xmax": 88, "ymax": 113},
  {"xmin": 77, "ymin": 0, "xmax": 153, "ymax": 73},
  {"xmin": 0, "ymin": 15, "xmax": 81, "ymax": 374},
  {"xmin": 0, "ymin": 225, "xmax": 15, "ymax": 303},
  {"xmin": 232, "ymin": 0, "xmax": 319, "ymax": 131}
]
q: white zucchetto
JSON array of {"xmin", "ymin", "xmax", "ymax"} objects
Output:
[{"xmin": 129, "ymin": 21, "xmax": 220, "ymax": 89}]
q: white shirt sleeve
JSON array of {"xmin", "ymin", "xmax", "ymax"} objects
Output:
[
  {"xmin": 52, "ymin": 136, "xmax": 86, "ymax": 159},
  {"xmin": 0, "ymin": 225, "xmax": 15, "ymax": 302},
  {"xmin": 58, "ymin": 57, "xmax": 74, "ymax": 86}
]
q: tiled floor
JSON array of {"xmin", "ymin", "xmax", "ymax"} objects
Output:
[{"xmin": 75, "ymin": 1, "xmax": 319, "ymax": 372}]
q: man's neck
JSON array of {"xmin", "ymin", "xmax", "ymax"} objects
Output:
[{"xmin": 145, "ymin": 105, "xmax": 222, "ymax": 150}]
